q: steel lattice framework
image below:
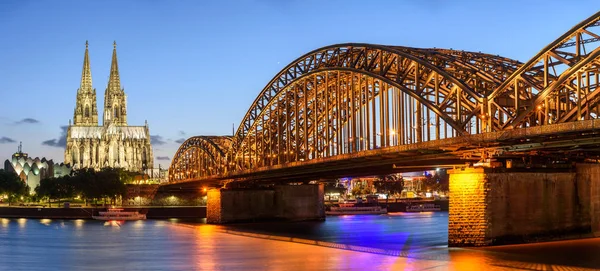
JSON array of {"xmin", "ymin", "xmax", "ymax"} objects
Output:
[
  {"xmin": 169, "ymin": 11, "xmax": 600, "ymax": 183},
  {"xmin": 169, "ymin": 136, "xmax": 232, "ymax": 181}
]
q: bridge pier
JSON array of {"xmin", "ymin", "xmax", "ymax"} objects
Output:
[
  {"xmin": 206, "ymin": 184, "xmax": 325, "ymax": 224},
  {"xmin": 448, "ymin": 164, "xmax": 600, "ymax": 247}
]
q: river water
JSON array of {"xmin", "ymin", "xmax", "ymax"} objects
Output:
[{"xmin": 1, "ymin": 213, "xmax": 599, "ymax": 270}]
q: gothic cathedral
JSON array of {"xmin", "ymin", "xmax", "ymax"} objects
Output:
[{"xmin": 64, "ymin": 41, "xmax": 153, "ymax": 172}]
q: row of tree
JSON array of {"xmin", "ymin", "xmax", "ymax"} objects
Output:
[
  {"xmin": 326, "ymin": 170, "xmax": 450, "ymax": 199},
  {"xmin": 0, "ymin": 170, "xmax": 29, "ymax": 204},
  {"xmin": 36, "ymin": 168, "xmax": 129, "ymax": 206}
]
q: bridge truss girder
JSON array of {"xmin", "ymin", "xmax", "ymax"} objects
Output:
[
  {"xmin": 168, "ymin": 136, "xmax": 232, "ymax": 182},
  {"xmin": 168, "ymin": 11, "xmax": 600, "ymax": 184},
  {"xmin": 232, "ymin": 44, "xmax": 519, "ymax": 170},
  {"xmin": 488, "ymin": 11, "xmax": 600, "ymax": 130}
]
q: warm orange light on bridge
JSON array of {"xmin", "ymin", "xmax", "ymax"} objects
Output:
[{"xmin": 202, "ymin": 187, "xmax": 207, "ymax": 192}]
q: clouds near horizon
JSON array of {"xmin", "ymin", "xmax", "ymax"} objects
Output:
[
  {"xmin": 150, "ymin": 135, "xmax": 167, "ymax": 146},
  {"xmin": 14, "ymin": 118, "xmax": 40, "ymax": 125},
  {"xmin": 0, "ymin": 137, "xmax": 16, "ymax": 144},
  {"xmin": 42, "ymin": 126, "xmax": 68, "ymax": 148}
]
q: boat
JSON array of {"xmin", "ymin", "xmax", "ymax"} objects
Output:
[
  {"xmin": 405, "ymin": 203, "xmax": 441, "ymax": 212},
  {"xmin": 92, "ymin": 208, "xmax": 146, "ymax": 221},
  {"xmin": 326, "ymin": 203, "xmax": 387, "ymax": 215}
]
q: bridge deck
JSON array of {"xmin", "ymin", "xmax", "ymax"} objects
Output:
[{"xmin": 164, "ymin": 119, "xmax": 600, "ymax": 188}]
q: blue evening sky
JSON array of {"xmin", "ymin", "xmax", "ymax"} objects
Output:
[{"xmin": 0, "ymin": 0, "xmax": 599, "ymax": 168}]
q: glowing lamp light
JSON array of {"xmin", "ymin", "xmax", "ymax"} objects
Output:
[{"xmin": 202, "ymin": 187, "xmax": 207, "ymax": 192}]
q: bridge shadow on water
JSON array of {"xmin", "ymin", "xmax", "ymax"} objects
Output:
[{"xmin": 197, "ymin": 212, "xmax": 600, "ymax": 270}]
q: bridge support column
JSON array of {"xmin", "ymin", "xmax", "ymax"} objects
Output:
[
  {"xmin": 206, "ymin": 184, "xmax": 324, "ymax": 224},
  {"xmin": 448, "ymin": 164, "xmax": 600, "ymax": 247}
]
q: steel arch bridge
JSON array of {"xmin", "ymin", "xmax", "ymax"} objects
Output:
[{"xmin": 169, "ymin": 11, "xmax": 600, "ymax": 184}]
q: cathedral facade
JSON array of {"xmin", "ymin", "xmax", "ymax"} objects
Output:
[{"xmin": 64, "ymin": 41, "xmax": 153, "ymax": 172}]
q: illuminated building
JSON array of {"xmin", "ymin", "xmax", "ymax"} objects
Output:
[
  {"xmin": 64, "ymin": 41, "xmax": 153, "ymax": 172},
  {"xmin": 3, "ymin": 143, "xmax": 71, "ymax": 192}
]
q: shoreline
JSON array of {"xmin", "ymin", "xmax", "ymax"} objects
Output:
[{"xmin": 0, "ymin": 206, "xmax": 207, "ymax": 219}]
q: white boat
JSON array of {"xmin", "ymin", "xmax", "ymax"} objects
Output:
[
  {"xmin": 92, "ymin": 208, "xmax": 146, "ymax": 221},
  {"xmin": 405, "ymin": 203, "xmax": 441, "ymax": 212},
  {"xmin": 326, "ymin": 203, "xmax": 387, "ymax": 215}
]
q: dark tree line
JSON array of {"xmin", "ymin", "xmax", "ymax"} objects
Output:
[
  {"xmin": 373, "ymin": 174, "xmax": 404, "ymax": 200},
  {"xmin": 0, "ymin": 169, "xmax": 29, "ymax": 205},
  {"xmin": 36, "ymin": 168, "xmax": 128, "ymax": 206},
  {"xmin": 422, "ymin": 170, "xmax": 449, "ymax": 192}
]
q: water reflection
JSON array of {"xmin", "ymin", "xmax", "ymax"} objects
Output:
[
  {"xmin": 0, "ymin": 216, "xmax": 598, "ymax": 270},
  {"xmin": 74, "ymin": 219, "xmax": 85, "ymax": 229},
  {"xmin": 103, "ymin": 220, "xmax": 124, "ymax": 227},
  {"xmin": 0, "ymin": 218, "xmax": 9, "ymax": 228}
]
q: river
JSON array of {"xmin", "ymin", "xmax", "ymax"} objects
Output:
[{"xmin": 0, "ymin": 213, "xmax": 599, "ymax": 270}]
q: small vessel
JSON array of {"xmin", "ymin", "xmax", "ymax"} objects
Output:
[
  {"xmin": 92, "ymin": 208, "xmax": 146, "ymax": 221},
  {"xmin": 405, "ymin": 203, "xmax": 441, "ymax": 212},
  {"xmin": 326, "ymin": 203, "xmax": 387, "ymax": 215}
]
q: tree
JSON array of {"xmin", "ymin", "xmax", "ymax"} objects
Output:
[
  {"xmin": 324, "ymin": 181, "xmax": 346, "ymax": 195},
  {"xmin": 35, "ymin": 168, "xmax": 130, "ymax": 207},
  {"xmin": 350, "ymin": 181, "xmax": 371, "ymax": 196},
  {"xmin": 0, "ymin": 169, "xmax": 29, "ymax": 205},
  {"xmin": 373, "ymin": 174, "xmax": 404, "ymax": 201},
  {"xmin": 422, "ymin": 170, "xmax": 449, "ymax": 193},
  {"xmin": 97, "ymin": 168, "xmax": 127, "ymax": 204}
]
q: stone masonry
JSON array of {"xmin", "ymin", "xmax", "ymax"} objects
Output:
[
  {"xmin": 449, "ymin": 164, "xmax": 600, "ymax": 247},
  {"xmin": 448, "ymin": 167, "xmax": 490, "ymax": 246}
]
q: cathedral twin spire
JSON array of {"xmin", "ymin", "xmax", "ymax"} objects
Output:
[
  {"xmin": 73, "ymin": 41, "xmax": 98, "ymax": 126},
  {"xmin": 80, "ymin": 41, "xmax": 93, "ymax": 91},
  {"xmin": 72, "ymin": 41, "xmax": 127, "ymax": 127}
]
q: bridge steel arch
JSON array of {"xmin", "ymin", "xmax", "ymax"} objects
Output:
[
  {"xmin": 488, "ymin": 11, "xmax": 600, "ymax": 130},
  {"xmin": 168, "ymin": 136, "xmax": 232, "ymax": 182},
  {"xmin": 231, "ymin": 44, "xmax": 520, "ymax": 170},
  {"xmin": 168, "ymin": 11, "xmax": 600, "ymax": 183}
]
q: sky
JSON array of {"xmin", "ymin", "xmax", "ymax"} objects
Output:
[{"xmin": 1, "ymin": 0, "xmax": 599, "ymax": 169}]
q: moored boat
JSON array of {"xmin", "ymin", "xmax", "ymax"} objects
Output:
[
  {"xmin": 405, "ymin": 203, "xmax": 441, "ymax": 212},
  {"xmin": 326, "ymin": 203, "xmax": 387, "ymax": 215},
  {"xmin": 92, "ymin": 208, "xmax": 146, "ymax": 221}
]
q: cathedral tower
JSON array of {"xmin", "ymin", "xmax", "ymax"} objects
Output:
[
  {"xmin": 103, "ymin": 41, "xmax": 127, "ymax": 126},
  {"xmin": 66, "ymin": 41, "xmax": 153, "ymax": 173},
  {"xmin": 73, "ymin": 41, "xmax": 99, "ymax": 126}
]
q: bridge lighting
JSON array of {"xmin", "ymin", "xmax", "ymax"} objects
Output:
[
  {"xmin": 390, "ymin": 130, "xmax": 396, "ymax": 135},
  {"xmin": 202, "ymin": 187, "xmax": 207, "ymax": 192},
  {"xmin": 536, "ymin": 105, "xmax": 543, "ymax": 110}
]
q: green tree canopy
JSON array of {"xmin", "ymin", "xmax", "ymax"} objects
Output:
[
  {"xmin": 373, "ymin": 174, "xmax": 404, "ymax": 197},
  {"xmin": 0, "ymin": 169, "xmax": 29, "ymax": 203}
]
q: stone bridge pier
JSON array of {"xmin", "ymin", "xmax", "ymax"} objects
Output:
[
  {"xmin": 448, "ymin": 163, "xmax": 600, "ymax": 247},
  {"xmin": 206, "ymin": 184, "xmax": 325, "ymax": 224}
]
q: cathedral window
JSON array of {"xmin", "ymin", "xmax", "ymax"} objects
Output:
[
  {"xmin": 114, "ymin": 106, "xmax": 119, "ymax": 118},
  {"xmin": 85, "ymin": 106, "xmax": 90, "ymax": 118}
]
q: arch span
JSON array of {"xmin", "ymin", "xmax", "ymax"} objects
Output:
[
  {"xmin": 168, "ymin": 11, "xmax": 600, "ymax": 182},
  {"xmin": 488, "ymin": 11, "xmax": 600, "ymax": 129},
  {"xmin": 168, "ymin": 136, "xmax": 232, "ymax": 182},
  {"xmin": 231, "ymin": 44, "xmax": 521, "ymax": 170}
]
